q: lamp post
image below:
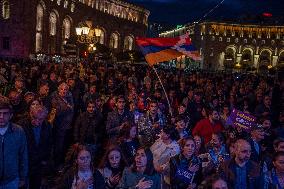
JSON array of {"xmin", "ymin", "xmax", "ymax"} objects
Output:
[
  {"xmin": 75, "ymin": 21, "xmax": 103, "ymax": 60},
  {"xmin": 75, "ymin": 23, "xmax": 102, "ymax": 44}
]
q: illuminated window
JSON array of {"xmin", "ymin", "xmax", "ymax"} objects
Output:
[
  {"xmin": 235, "ymin": 38, "xmax": 239, "ymax": 43},
  {"xmin": 35, "ymin": 33, "xmax": 42, "ymax": 52},
  {"xmin": 219, "ymin": 37, "xmax": 222, "ymax": 42},
  {"xmin": 124, "ymin": 36, "xmax": 134, "ymax": 50},
  {"xmin": 57, "ymin": 0, "xmax": 61, "ymax": 5},
  {"xmin": 109, "ymin": 33, "xmax": 119, "ymax": 49},
  {"xmin": 244, "ymin": 39, "xmax": 247, "ymax": 43},
  {"xmin": 211, "ymin": 36, "xmax": 215, "ymax": 41},
  {"xmin": 62, "ymin": 18, "xmax": 71, "ymax": 39},
  {"xmin": 2, "ymin": 1, "xmax": 10, "ymax": 19},
  {"xmin": 49, "ymin": 12, "xmax": 57, "ymax": 36},
  {"xmin": 36, "ymin": 4, "xmax": 44, "ymax": 32},
  {"xmin": 99, "ymin": 29, "xmax": 104, "ymax": 44},
  {"xmin": 227, "ymin": 38, "xmax": 230, "ymax": 42}
]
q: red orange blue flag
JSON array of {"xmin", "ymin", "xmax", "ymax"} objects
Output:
[{"xmin": 136, "ymin": 33, "xmax": 200, "ymax": 66}]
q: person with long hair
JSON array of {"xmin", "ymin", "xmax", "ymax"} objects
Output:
[
  {"xmin": 267, "ymin": 152, "xmax": 284, "ymax": 188},
  {"xmin": 117, "ymin": 147, "xmax": 161, "ymax": 189},
  {"xmin": 55, "ymin": 144, "xmax": 105, "ymax": 189},
  {"xmin": 118, "ymin": 122, "xmax": 140, "ymax": 164},
  {"xmin": 170, "ymin": 137, "xmax": 203, "ymax": 189},
  {"xmin": 98, "ymin": 145, "xmax": 128, "ymax": 189}
]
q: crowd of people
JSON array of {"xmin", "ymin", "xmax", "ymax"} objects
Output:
[{"xmin": 0, "ymin": 59, "xmax": 283, "ymax": 189}]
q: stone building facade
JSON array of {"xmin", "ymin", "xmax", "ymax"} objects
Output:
[
  {"xmin": 0, "ymin": 0, "xmax": 149, "ymax": 58},
  {"xmin": 160, "ymin": 22, "xmax": 284, "ymax": 71}
]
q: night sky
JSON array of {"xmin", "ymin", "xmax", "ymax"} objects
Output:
[{"xmin": 128, "ymin": 0, "xmax": 284, "ymax": 26}]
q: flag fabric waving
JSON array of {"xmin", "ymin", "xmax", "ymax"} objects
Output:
[{"xmin": 136, "ymin": 34, "xmax": 200, "ymax": 66}]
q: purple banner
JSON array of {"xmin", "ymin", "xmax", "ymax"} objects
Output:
[{"xmin": 229, "ymin": 109, "xmax": 256, "ymax": 132}]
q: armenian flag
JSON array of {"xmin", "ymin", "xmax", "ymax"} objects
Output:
[{"xmin": 136, "ymin": 34, "xmax": 200, "ymax": 66}]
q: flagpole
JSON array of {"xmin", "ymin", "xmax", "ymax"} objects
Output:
[{"xmin": 152, "ymin": 66, "xmax": 173, "ymax": 117}]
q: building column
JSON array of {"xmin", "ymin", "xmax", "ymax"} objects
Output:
[
  {"xmin": 253, "ymin": 55, "xmax": 259, "ymax": 68},
  {"xmin": 236, "ymin": 53, "xmax": 242, "ymax": 64},
  {"xmin": 272, "ymin": 56, "xmax": 278, "ymax": 67}
]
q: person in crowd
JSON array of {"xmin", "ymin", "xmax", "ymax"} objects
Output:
[
  {"xmin": 102, "ymin": 95, "xmax": 116, "ymax": 119},
  {"xmin": 204, "ymin": 133, "xmax": 230, "ymax": 176},
  {"xmin": 248, "ymin": 124, "xmax": 265, "ymax": 163},
  {"xmin": 118, "ymin": 122, "xmax": 140, "ymax": 164},
  {"xmin": 274, "ymin": 138, "xmax": 284, "ymax": 153},
  {"xmin": 82, "ymin": 84, "xmax": 99, "ymax": 110},
  {"xmin": 255, "ymin": 95, "xmax": 272, "ymax": 119},
  {"xmin": 137, "ymin": 100, "xmax": 166, "ymax": 147},
  {"xmin": 48, "ymin": 72, "xmax": 58, "ymax": 93},
  {"xmin": 170, "ymin": 137, "xmax": 203, "ymax": 189},
  {"xmin": 73, "ymin": 100, "xmax": 104, "ymax": 156},
  {"xmin": 220, "ymin": 105, "xmax": 231, "ymax": 128},
  {"xmin": 117, "ymin": 147, "xmax": 161, "ymax": 189},
  {"xmin": 219, "ymin": 139, "xmax": 265, "ymax": 189},
  {"xmin": 176, "ymin": 104, "xmax": 193, "ymax": 131},
  {"xmin": 175, "ymin": 115, "xmax": 190, "ymax": 140},
  {"xmin": 51, "ymin": 82, "xmax": 74, "ymax": 169},
  {"xmin": 209, "ymin": 175, "xmax": 229, "ymax": 189},
  {"xmin": 37, "ymin": 81, "xmax": 51, "ymax": 111},
  {"xmin": 106, "ymin": 95, "xmax": 133, "ymax": 142},
  {"xmin": 0, "ymin": 100, "xmax": 28, "ymax": 189},
  {"xmin": 55, "ymin": 144, "xmax": 105, "ymax": 189},
  {"xmin": 150, "ymin": 126, "xmax": 180, "ymax": 187},
  {"xmin": 192, "ymin": 108, "xmax": 224, "ymax": 144},
  {"xmin": 267, "ymin": 151, "xmax": 284, "ymax": 188},
  {"xmin": 8, "ymin": 89, "xmax": 25, "ymax": 122},
  {"xmin": 18, "ymin": 104, "xmax": 52, "ymax": 189},
  {"xmin": 187, "ymin": 92, "xmax": 205, "ymax": 126},
  {"xmin": 98, "ymin": 145, "xmax": 127, "ymax": 189},
  {"xmin": 194, "ymin": 134, "xmax": 206, "ymax": 155}
]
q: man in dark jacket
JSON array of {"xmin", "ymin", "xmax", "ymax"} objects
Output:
[
  {"xmin": 0, "ymin": 100, "xmax": 28, "ymax": 188},
  {"xmin": 73, "ymin": 100, "xmax": 104, "ymax": 154},
  {"xmin": 18, "ymin": 104, "xmax": 52, "ymax": 189},
  {"xmin": 106, "ymin": 95, "xmax": 133, "ymax": 142},
  {"xmin": 51, "ymin": 82, "xmax": 74, "ymax": 168},
  {"xmin": 219, "ymin": 139, "xmax": 265, "ymax": 189}
]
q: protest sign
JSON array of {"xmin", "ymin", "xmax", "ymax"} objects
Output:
[{"xmin": 229, "ymin": 109, "xmax": 256, "ymax": 132}]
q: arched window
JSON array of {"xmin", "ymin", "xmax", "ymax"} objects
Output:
[
  {"xmin": 62, "ymin": 18, "xmax": 71, "ymax": 39},
  {"xmin": 124, "ymin": 36, "xmax": 134, "ymax": 50},
  {"xmin": 36, "ymin": 4, "xmax": 44, "ymax": 31},
  {"xmin": 2, "ymin": 1, "xmax": 10, "ymax": 19},
  {"xmin": 109, "ymin": 33, "xmax": 119, "ymax": 49},
  {"xmin": 49, "ymin": 12, "xmax": 57, "ymax": 36},
  {"xmin": 36, "ymin": 33, "xmax": 42, "ymax": 52},
  {"xmin": 35, "ymin": 3, "xmax": 44, "ymax": 53},
  {"xmin": 99, "ymin": 29, "xmax": 104, "ymax": 44}
]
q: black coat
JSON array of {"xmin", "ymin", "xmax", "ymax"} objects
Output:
[
  {"xmin": 55, "ymin": 168, "xmax": 106, "ymax": 189},
  {"xmin": 18, "ymin": 118, "xmax": 52, "ymax": 174},
  {"xmin": 73, "ymin": 110, "xmax": 104, "ymax": 145}
]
